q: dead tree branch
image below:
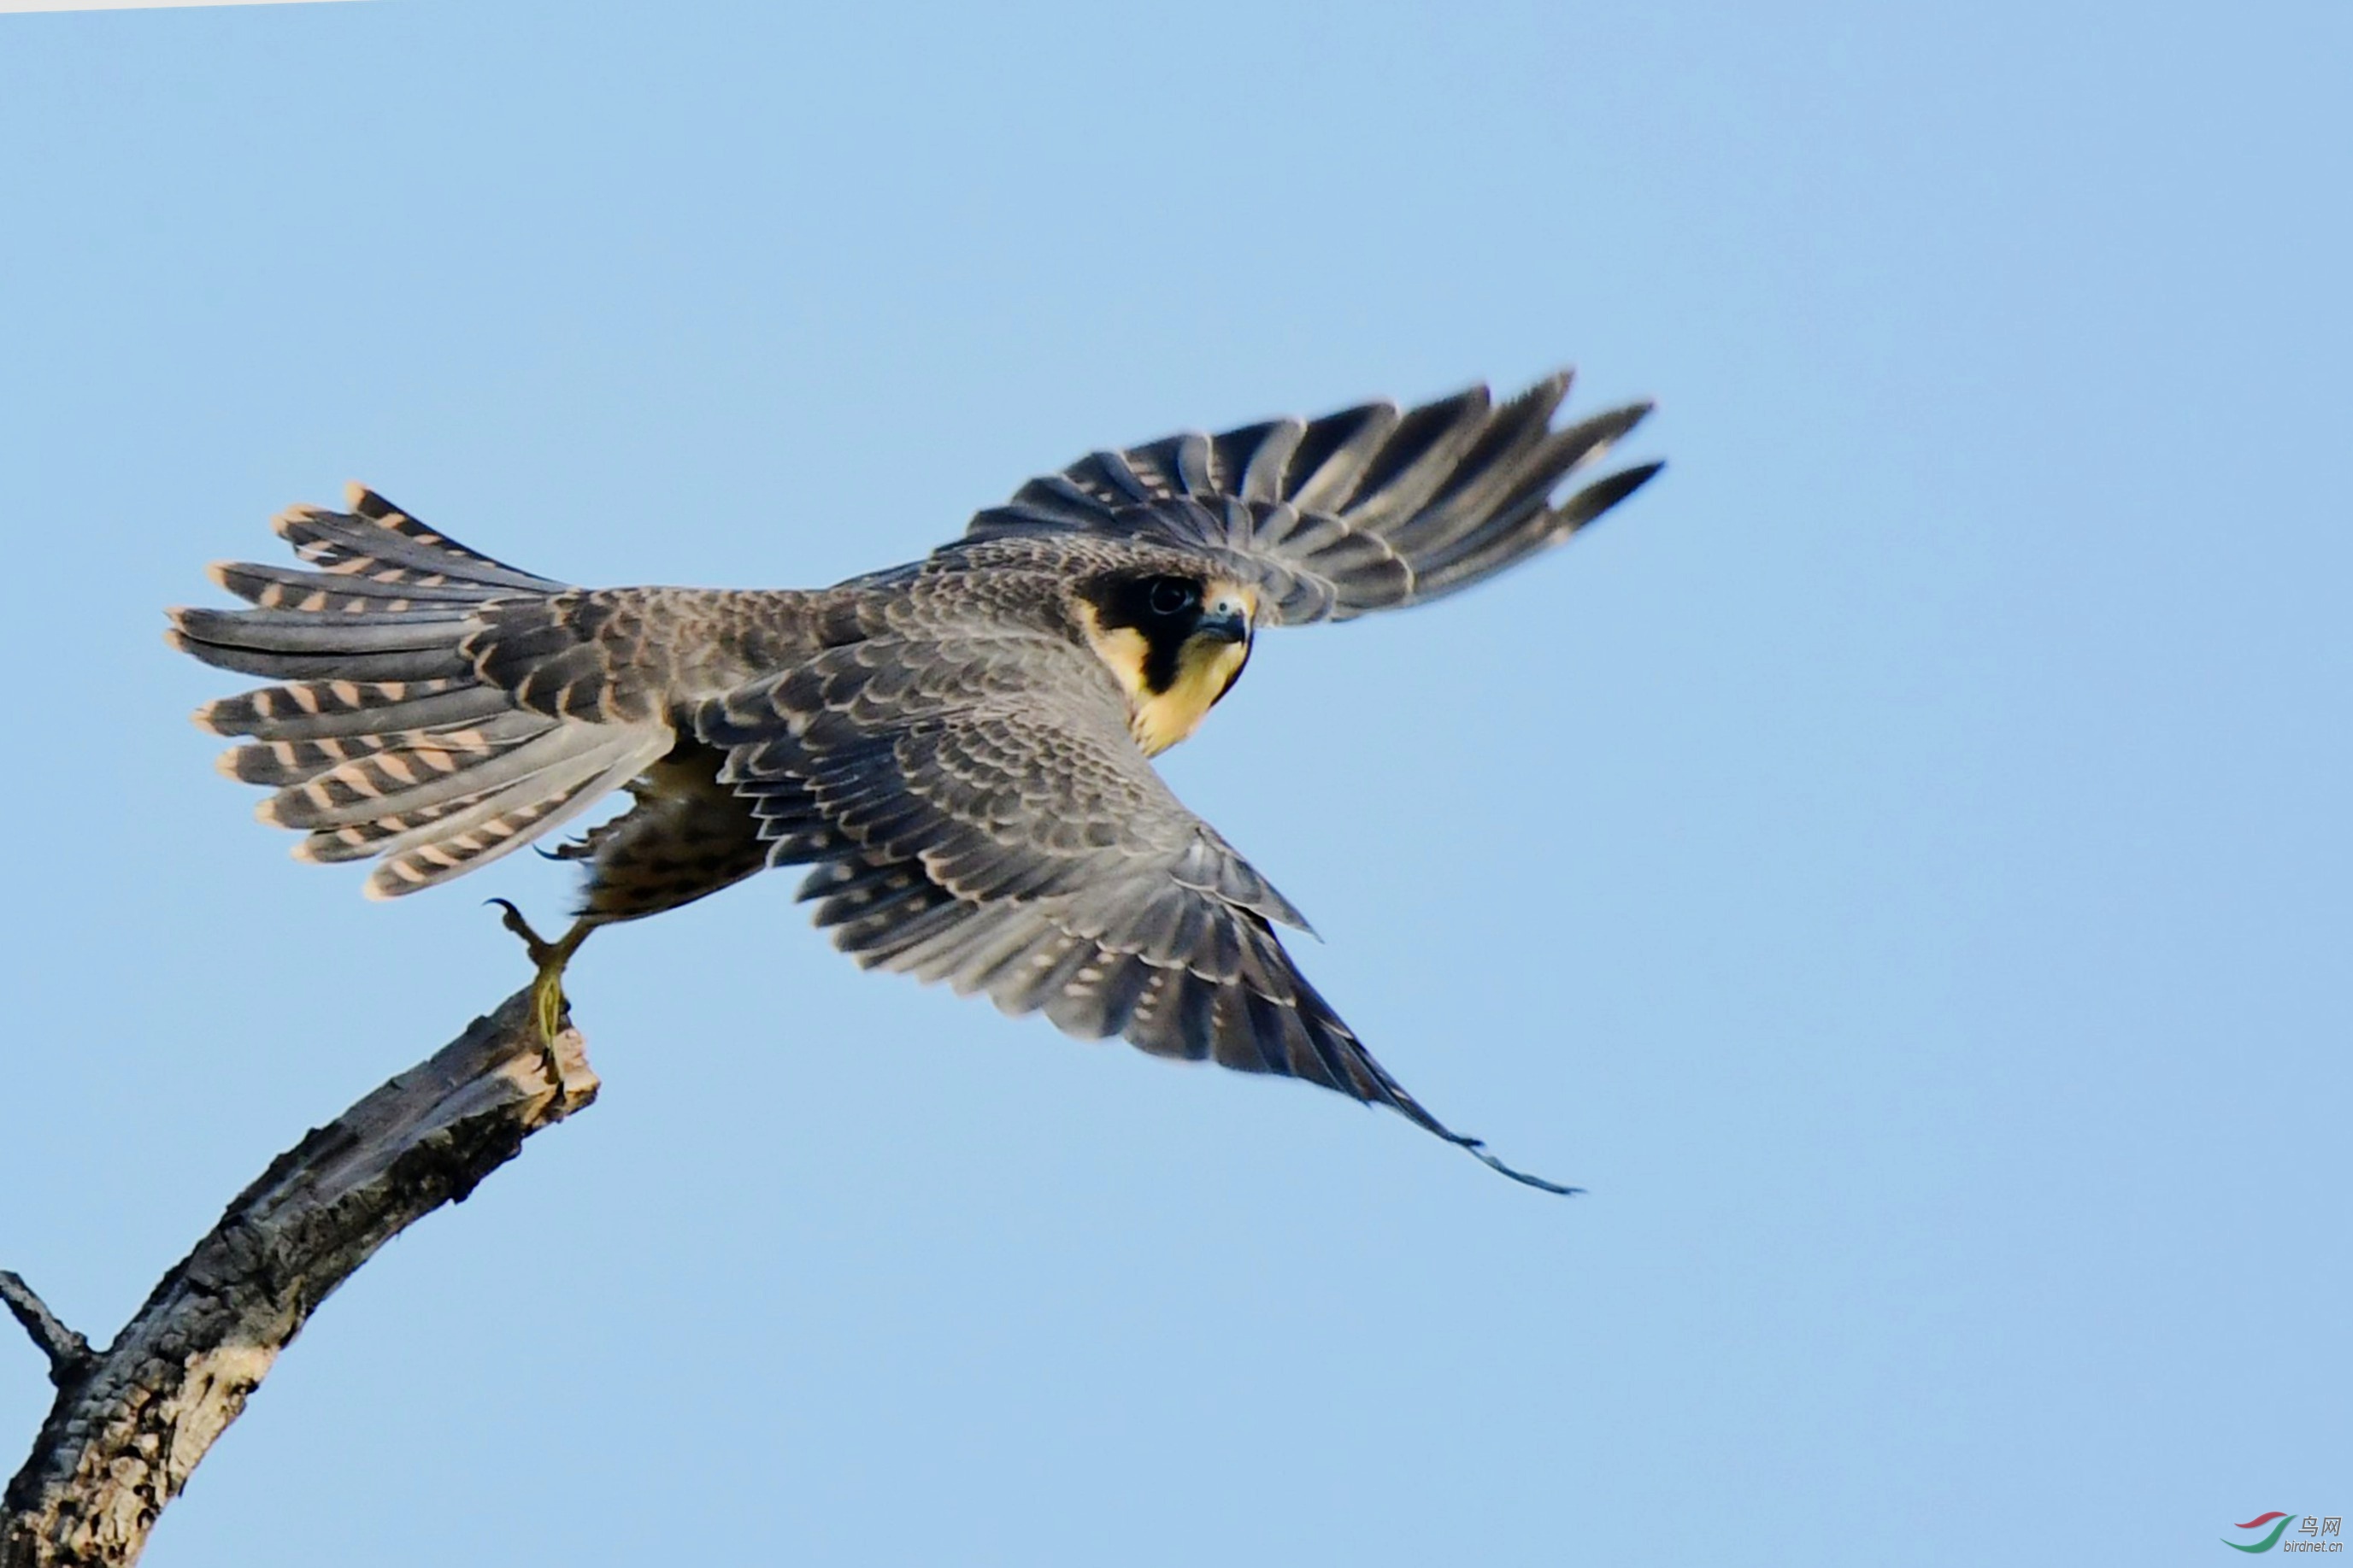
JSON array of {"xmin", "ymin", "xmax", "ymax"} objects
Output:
[
  {"xmin": 0, "ymin": 1284, "xmax": 88, "ymax": 1395},
  {"xmin": 2, "ymin": 989, "xmax": 597, "ymax": 1568}
]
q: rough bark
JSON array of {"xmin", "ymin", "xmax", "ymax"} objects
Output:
[{"xmin": 1, "ymin": 990, "xmax": 597, "ymax": 1568}]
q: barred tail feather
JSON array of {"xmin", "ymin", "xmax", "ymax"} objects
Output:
[
  {"xmin": 172, "ymin": 604, "xmax": 480, "ymax": 652},
  {"xmin": 272, "ymin": 484, "xmax": 566, "ymax": 592},
  {"xmin": 176, "ymin": 485, "xmax": 674, "ymax": 900},
  {"xmin": 197, "ymin": 678, "xmax": 513, "ymax": 742},
  {"xmin": 258, "ymin": 722, "xmax": 602, "ymax": 830},
  {"xmin": 210, "ymin": 560, "xmax": 520, "ymax": 610},
  {"xmin": 218, "ymin": 708, "xmax": 554, "ymax": 787},
  {"xmin": 360, "ymin": 732, "xmax": 670, "ymax": 897},
  {"xmin": 166, "ymin": 626, "xmax": 477, "ymax": 684}
]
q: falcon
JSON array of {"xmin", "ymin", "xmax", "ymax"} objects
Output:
[{"xmin": 170, "ymin": 372, "xmax": 1660, "ymax": 1191}]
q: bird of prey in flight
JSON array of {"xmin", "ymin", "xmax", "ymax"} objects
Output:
[{"xmin": 170, "ymin": 372, "xmax": 1660, "ymax": 1191}]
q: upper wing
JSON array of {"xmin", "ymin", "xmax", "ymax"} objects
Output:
[
  {"xmin": 964, "ymin": 370, "xmax": 1660, "ymax": 625},
  {"xmin": 696, "ymin": 631, "xmax": 1572, "ymax": 1191}
]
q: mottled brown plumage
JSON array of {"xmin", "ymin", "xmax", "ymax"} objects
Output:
[{"xmin": 172, "ymin": 373, "xmax": 1661, "ymax": 1189}]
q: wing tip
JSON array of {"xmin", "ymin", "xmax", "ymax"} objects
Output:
[
  {"xmin": 1522, "ymin": 367, "xmax": 1574, "ymax": 402},
  {"xmin": 1460, "ymin": 1138, "xmax": 1585, "ymax": 1195},
  {"xmin": 1615, "ymin": 455, "xmax": 1667, "ymax": 489},
  {"xmin": 1562, "ymin": 458, "xmax": 1666, "ymax": 531},
  {"xmin": 1370, "ymin": 1066, "xmax": 1584, "ymax": 1194}
]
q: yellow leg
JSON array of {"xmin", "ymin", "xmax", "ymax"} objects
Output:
[{"xmin": 487, "ymin": 901, "xmax": 595, "ymax": 1083}]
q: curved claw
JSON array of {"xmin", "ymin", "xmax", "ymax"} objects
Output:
[{"xmin": 485, "ymin": 897, "xmax": 550, "ymax": 959}]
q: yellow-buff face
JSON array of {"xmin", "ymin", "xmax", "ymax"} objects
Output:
[{"xmin": 1076, "ymin": 572, "xmax": 1256, "ymax": 755}]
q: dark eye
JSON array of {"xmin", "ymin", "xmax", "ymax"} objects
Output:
[{"xmin": 1146, "ymin": 578, "xmax": 1198, "ymax": 617}]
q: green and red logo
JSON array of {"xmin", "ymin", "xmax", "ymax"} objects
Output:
[{"xmin": 2227, "ymin": 1513, "xmax": 2297, "ymax": 1553}]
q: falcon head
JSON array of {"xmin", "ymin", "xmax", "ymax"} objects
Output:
[{"xmin": 1074, "ymin": 567, "xmax": 1257, "ymax": 755}]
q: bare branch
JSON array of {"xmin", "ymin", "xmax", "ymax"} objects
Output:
[
  {"xmin": 0, "ymin": 1283, "xmax": 87, "ymax": 1391},
  {"xmin": 2, "ymin": 989, "xmax": 597, "ymax": 1568}
]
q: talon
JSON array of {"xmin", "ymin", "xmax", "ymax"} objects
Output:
[
  {"xmin": 485, "ymin": 901, "xmax": 594, "ymax": 1084},
  {"xmin": 486, "ymin": 897, "xmax": 550, "ymax": 961}
]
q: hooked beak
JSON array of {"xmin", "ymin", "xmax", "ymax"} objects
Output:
[{"xmin": 1197, "ymin": 601, "xmax": 1251, "ymax": 644}]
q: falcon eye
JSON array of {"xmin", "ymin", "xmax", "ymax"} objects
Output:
[{"xmin": 1145, "ymin": 578, "xmax": 1199, "ymax": 618}]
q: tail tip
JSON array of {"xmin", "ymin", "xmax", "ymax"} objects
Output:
[
  {"xmin": 365, "ymin": 859, "xmax": 429, "ymax": 899},
  {"xmin": 271, "ymin": 501, "xmax": 332, "ymax": 540}
]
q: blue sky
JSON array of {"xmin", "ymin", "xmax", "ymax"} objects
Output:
[{"xmin": 2, "ymin": 3, "xmax": 2346, "ymax": 1563}]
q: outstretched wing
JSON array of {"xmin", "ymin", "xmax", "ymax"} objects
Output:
[
  {"xmin": 965, "ymin": 370, "xmax": 1660, "ymax": 625},
  {"xmin": 697, "ymin": 631, "xmax": 1572, "ymax": 1190}
]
